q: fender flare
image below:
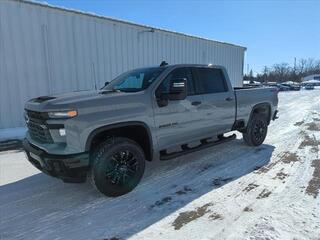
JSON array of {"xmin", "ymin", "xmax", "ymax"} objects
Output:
[
  {"xmin": 249, "ymin": 102, "xmax": 272, "ymax": 124},
  {"xmin": 85, "ymin": 121, "xmax": 153, "ymax": 158}
]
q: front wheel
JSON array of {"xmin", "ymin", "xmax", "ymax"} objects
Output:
[
  {"xmin": 242, "ymin": 114, "xmax": 268, "ymax": 146},
  {"xmin": 90, "ymin": 137, "xmax": 145, "ymax": 197}
]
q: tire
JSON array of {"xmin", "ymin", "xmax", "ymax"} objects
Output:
[
  {"xmin": 90, "ymin": 137, "xmax": 145, "ymax": 197},
  {"xmin": 242, "ymin": 114, "xmax": 268, "ymax": 146}
]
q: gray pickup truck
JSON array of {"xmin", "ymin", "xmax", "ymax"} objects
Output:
[{"xmin": 23, "ymin": 63, "xmax": 278, "ymax": 196}]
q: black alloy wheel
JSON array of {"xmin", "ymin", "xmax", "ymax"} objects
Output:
[
  {"xmin": 106, "ymin": 150, "xmax": 139, "ymax": 186},
  {"xmin": 90, "ymin": 137, "xmax": 145, "ymax": 197},
  {"xmin": 243, "ymin": 114, "xmax": 268, "ymax": 146}
]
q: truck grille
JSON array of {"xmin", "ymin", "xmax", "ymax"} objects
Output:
[
  {"xmin": 25, "ymin": 110, "xmax": 53, "ymax": 143},
  {"xmin": 25, "ymin": 110, "xmax": 48, "ymax": 123}
]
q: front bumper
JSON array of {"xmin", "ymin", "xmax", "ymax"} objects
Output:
[{"xmin": 23, "ymin": 139, "xmax": 89, "ymax": 183}]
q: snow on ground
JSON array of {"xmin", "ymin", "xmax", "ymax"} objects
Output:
[{"xmin": 0, "ymin": 90, "xmax": 319, "ymax": 240}]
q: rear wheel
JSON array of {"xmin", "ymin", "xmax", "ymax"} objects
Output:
[
  {"xmin": 90, "ymin": 137, "xmax": 145, "ymax": 197},
  {"xmin": 243, "ymin": 114, "xmax": 268, "ymax": 146}
]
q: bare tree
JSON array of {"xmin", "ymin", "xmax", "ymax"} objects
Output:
[{"xmin": 252, "ymin": 58, "xmax": 320, "ymax": 83}]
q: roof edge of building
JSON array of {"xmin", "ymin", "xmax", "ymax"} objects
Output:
[{"xmin": 14, "ymin": 0, "xmax": 247, "ymax": 50}]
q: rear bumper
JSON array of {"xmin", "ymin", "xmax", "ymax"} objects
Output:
[{"xmin": 23, "ymin": 139, "xmax": 89, "ymax": 183}]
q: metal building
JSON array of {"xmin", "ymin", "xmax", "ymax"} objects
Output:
[{"xmin": 0, "ymin": 0, "xmax": 246, "ymax": 129}]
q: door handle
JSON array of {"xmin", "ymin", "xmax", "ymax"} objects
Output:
[
  {"xmin": 225, "ymin": 97, "xmax": 234, "ymax": 101},
  {"xmin": 191, "ymin": 101, "xmax": 202, "ymax": 106}
]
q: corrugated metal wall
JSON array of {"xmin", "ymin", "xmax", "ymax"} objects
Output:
[{"xmin": 0, "ymin": 0, "xmax": 246, "ymax": 129}]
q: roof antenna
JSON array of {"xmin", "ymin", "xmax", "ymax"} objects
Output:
[{"xmin": 160, "ymin": 61, "xmax": 168, "ymax": 67}]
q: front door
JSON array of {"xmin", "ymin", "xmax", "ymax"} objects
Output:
[{"xmin": 153, "ymin": 67, "xmax": 204, "ymax": 150}]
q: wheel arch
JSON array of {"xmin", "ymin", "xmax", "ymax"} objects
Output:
[
  {"xmin": 85, "ymin": 121, "xmax": 153, "ymax": 161},
  {"xmin": 249, "ymin": 102, "xmax": 272, "ymax": 125}
]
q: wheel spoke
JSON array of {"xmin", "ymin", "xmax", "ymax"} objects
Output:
[
  {"xmin": 126, "ymin": 171, "xmax": 136, "ymax": 179},
  {"xmin": 128, "ymin": 158, "xmax": 137, "ymax": 166},
  {"xmin": 110, "ymin": 157, "xmax": 119, "ymax": 167},
  {"xmin": 125, "ymin": 150, "xmax": 130, "ymax": 160},
  {"xmin": 122, "ymin": 172, "xmax": 129, "ymax": 184},
  {"xmin": 106, "ymin": 169, "xmax": 116, "ymax": 176},
  {"xmin": 252, "ymin": 119, "xmax": 266, "ymax": 142},
  {"xmin": 112, "ymin": 174, "xmax": 121, "ymax": 185},
  {"xmin": 105, "ymin": 149, "xmax": 139, "ymax": 185}
]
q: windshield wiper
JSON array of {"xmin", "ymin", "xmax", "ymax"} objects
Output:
[{"xmin": 99, "ymin": 88, "xmax": 122, "ymax": 94}]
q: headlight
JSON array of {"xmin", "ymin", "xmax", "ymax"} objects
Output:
[{"xmin": 47, "ymin": 110, "xmax": 77, "ymax": 119}]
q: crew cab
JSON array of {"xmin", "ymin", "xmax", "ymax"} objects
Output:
[{"xmin": 23, "ymin": 63, "xmax": 279, "ymax": 196}]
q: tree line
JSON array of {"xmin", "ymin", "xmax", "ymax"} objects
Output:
[{"xmin": 244, "ymin": 58, "xmax": 320, "ymax": 83}]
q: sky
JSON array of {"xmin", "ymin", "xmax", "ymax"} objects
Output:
[{"xmin": 38, "ymin": 0, "xmax": 320, "ymax": 74}]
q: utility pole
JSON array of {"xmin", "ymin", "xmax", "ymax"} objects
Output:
[
  {"xmin": 263, "ymin": 66, "xmax": 268, "ymax": 83},
  {"xmin": 294, "ymin": 57, "xmax": 297, "ymax": 82}
]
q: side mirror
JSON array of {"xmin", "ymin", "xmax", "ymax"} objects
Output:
[
  {"xmin": 104, "ymin": 81, "xmax": 110, "ymax": 86},
  {"xmin": 168, "ymin": 78, "xmax": 187, "ymax": 100}
]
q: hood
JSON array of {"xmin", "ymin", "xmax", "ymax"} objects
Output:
[{"xmin": 24, "ymin": 90, "xmax": 138, "ymax": 112}]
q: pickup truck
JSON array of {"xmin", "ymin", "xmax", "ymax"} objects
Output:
[{"xmin": 23, "ymin": 63, "xmax": 279, "ymax": 197}]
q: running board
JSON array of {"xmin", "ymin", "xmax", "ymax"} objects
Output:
[{"xmin": 160, "ymin": 134, "xmax": 236, "ymax": 161}]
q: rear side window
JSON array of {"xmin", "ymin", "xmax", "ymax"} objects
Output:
[
  {"xmin": 157, "ymin": 67, "xmax": 195, "ymax": 96},
  {"xmin": 195, "ymin": 68, "xmax": 228, "ymax": 94}
]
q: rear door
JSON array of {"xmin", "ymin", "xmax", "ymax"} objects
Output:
[{"xmin": 193, "ymin": 67, "xmax": 236, "ymax": 135}]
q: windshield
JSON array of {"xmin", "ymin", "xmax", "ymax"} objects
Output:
[{"xmin": 102, "ymin": 67, "xmax": 165, "ymax": 92}]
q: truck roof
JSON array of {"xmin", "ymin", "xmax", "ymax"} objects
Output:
[
  {"xmin": 167, "ymin": 63, "xmax": 214, "ymax": 67},
  {"xmin": 131, "ymin": 64, "xmax": 225, "ymax": 72},
  {"xmin": 156, "ymin": 63, "xmax": 225, "ymax": 69}
]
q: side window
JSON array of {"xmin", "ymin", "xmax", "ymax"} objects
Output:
[
  {"xmin": 157, "ymin": 68, "xmax": 195, "ymax": 96},
  {"xmin": 196, "ymin": 68, "xmax": 228, "ymax": 94}
]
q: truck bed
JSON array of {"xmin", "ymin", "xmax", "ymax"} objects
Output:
[{"xmin": 234, "ymin": 86, "xmax": 278, "ymax": 125}]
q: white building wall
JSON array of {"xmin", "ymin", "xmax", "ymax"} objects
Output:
[{"xmin": 0, "ymin": 0, "xmax": 246, "ymax": 129}]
